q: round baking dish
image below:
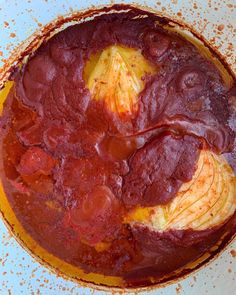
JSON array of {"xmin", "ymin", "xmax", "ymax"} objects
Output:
[{"xmin": 0, "ymin": 1, "xmax": 235, "ymax": 294}]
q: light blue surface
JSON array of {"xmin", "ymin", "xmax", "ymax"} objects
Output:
[
  {"xmin": 0, "ymin": 1, "xmax": 235, "ymax": 294},
  {"xmin": 0, "ymin": 211, "xmax": 236, "ymax": 295}
]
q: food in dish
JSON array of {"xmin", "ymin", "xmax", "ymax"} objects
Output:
[{"xmin": 0, "ymin": 9, "xmax": 235, "ymax": 287}]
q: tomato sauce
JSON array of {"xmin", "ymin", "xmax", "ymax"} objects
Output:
[{"xmin": 0, "ymin": 10, "xmax": 235, "ymax": 287}]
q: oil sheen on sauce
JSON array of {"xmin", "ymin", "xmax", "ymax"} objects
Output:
[{"xmin": 0, "ymin": 8, "xmax": 235, "ymax": 288}]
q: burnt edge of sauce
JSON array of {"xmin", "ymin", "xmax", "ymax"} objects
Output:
[
  {"xmin": 0, "ymin": 6, "xmax": 234, "ymax": 287},
  {"xmin": 1, "ymin": 4, "xmax": 235, "ymax": 88}
]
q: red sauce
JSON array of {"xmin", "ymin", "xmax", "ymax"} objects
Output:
[{"xmin": 0, "ymin": 10, "xmax": 235, "ymax": 287}]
